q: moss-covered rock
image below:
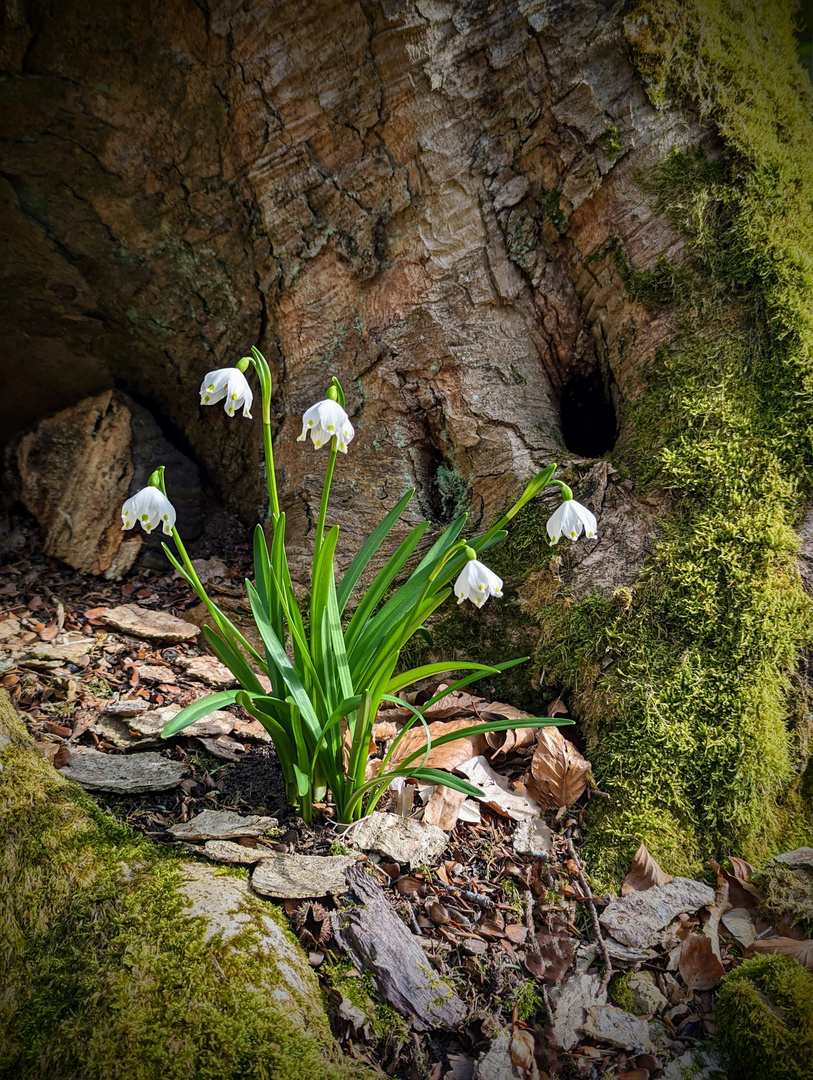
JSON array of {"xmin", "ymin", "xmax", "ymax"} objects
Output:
[
  {"xmin": 0, "ymin": 690, "xmax": 377, "ymax": 1080},
  {"xmin": 716, "ymin": 954, "xmax": 813, "ymax": 1080}
]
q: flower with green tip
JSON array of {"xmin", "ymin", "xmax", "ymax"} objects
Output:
[
  {"xmin": 297, "ymin": 399, "xmax": 354, "ymax": 452},
  {"xmin": 121, "ymin": 487, "xmax": 176, "ymax": 536},
  {"xmin": 454, "ymin": 559, "xmax": 503, "ymax": 608},
  {"xmin": 199, "ymin": 368, "xmax": 253, "ymax": 418},
  {"xmin": 546, "ymin": 498, "xmax": 597, "ymax": 544}
]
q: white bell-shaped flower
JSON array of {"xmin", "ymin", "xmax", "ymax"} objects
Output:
[
  {"xmin": 297, "ymin": 399, "xmax": 354, "ymax": 453},
  {"xmin": 199, "ymin": 368, "xmax": 253, "ymax": 418},
  {"xmin": 121, "ymin": 487, "xmax": 177, "ymax": 536},
  {"xmin": 546, "ymin": 498, "xmax": 597, "ymax": 544},
  {"xmin": 454, "ymin": 559, "xmax": 504, "ymax": 608}
]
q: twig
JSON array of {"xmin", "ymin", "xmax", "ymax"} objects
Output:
[
  {"xmin": 541, "ymin": 984, "xmax": 555, "ymax": 1029},
  {"xmin": 566, "ymin": 836, "xmax": 612, "ymax": 985},
  {"xmin": 524, "ymin": 888, "xmax": 535, "ymax": 938}
]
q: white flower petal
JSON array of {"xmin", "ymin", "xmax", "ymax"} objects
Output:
[
  {"xmin": 453, "ymin": 559, "xmax": 503, "ymax": 608},
  {"xmin": 298, "ymin": 398, "xmax": 354, "ymax": 451},
  {"xmin": 121, "ymin": 487, "xmax": 176, "ymax": 536},
  {"xmin": 546, "ymin": 498, "xmax": 597, "ymax": 544},
  {"xmin": 199, "ymin": 368, "xmax": 253, "ymax": 418}
]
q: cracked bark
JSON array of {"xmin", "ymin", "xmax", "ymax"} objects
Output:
[{"xmin": 0, "ymin": 0, "xmax": 713, "ymax": 585}]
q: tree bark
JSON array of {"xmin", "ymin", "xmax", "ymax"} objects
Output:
[{"xmin": 1, "ymin": 0, "xmax": 701, "ymax": 580}]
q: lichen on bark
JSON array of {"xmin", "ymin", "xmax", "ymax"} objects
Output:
[{"xmin": 0, "ymin": 690, "xmax": 376, "ymax": 1080}]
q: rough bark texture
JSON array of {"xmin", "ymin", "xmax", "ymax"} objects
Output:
[
  {"xmin": 1, "ymin": 0, "xmax": 704, "ymax": 579},
  {"xmin": 0, "ymin": 689, "xmax": 377, "ymax": 1080}
]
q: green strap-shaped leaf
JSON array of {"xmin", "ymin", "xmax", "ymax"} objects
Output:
[
  {"xmin": 160, "ymin": 691, "xmax": 241, "ymax": 737},
  {"xmin": 336, "ymin": 489, "xmax": 414, "ymax": 614},
  {"xmin": 202, "ymin": 625, "xmax": 266, "ymax": 695}
]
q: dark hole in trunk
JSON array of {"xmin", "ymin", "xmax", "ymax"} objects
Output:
[{"xmin": 559, "ymin": 368, "xmax": 617, "ymax": 457}]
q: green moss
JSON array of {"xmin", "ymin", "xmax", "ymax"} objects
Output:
[
  {"xmin": 595, "ymin": 124, "xmax": 624, "ymax": 160},
  {"xmin": 607, "ymin": 972, "xmax": 636, "ymax": 1013},
  {"xmin": 544, "ymin": 188, "xmax": 567, "ymax": 233},
  {"xmin": 324, "ymin": 960, "xmax": 410, "ymax": 1047},
  {"xmin": 0, "ymin": 694, "xmax": 373, "ymax": 1080},
  {"xmin": 755, "ymin": 862, "xmax": 813, "ymax": 936},
  {"xmin": 513, "ymin": 980, "xmax": 545, "ymax": 1022},
  {"xmin": 509, "ymin": 0, "xmax": 813, "ymax": 887},
  {"xmin": 716, "ymin": 954, "xmax": 813, "ymax": 1080}
]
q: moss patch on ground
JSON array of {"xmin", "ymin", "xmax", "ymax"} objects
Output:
[
  {"xmin": 716, "ymin": 954, "xmax": 813, "ymax": 1080},
  {"xmin": 0, "ymin": 692, "xmax": 373, "ymax": 1080},
  {"xmin": 518, "ymin": 0, "xmax": 813, "ymax": 885}
]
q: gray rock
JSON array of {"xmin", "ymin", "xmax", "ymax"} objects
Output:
[
  {"xmin": 661, "ymin": 1046, "xmax": 727, "ymax": 1080},
  {"xmin": 178, "ymin": 654, "xmax": 237, "ymax": 688},
  {"xmin": 472, "ymin": 1030, "xmax": 525, "ymax": 1080},
  {"xmin": 774, "ymin": 847, "xmax": 813, "ymax": 870},
  {"xmin": 600, "ymin": 878, "xmax": 716, "ymax": 950},
  {"xmin": 512, "ymin": 817, "xmax": 553, "ymax": 857},
  {"xmin": 626, "ymin": 971, "xmax": 668, "ymax": 1016},
  {"xmin": 101, "ymin": 604, "xmax": 199, "ymax": 642},
  {"xmin": 59, "ymin": 748, "xmax": 188, "ymax": 793},
  {"xmin": 583, "ymin": 1004, "xmax": 654, "ymax": 1053},
  {"xmin": 721, "ymin": 907, "xmax": 757, "ymax": 948},
  {"xmin": 344, "ymin": 811, "xmax": 448, "ymax": 867},
  {"xmin": 251, "ymin": 853, "xmax": 360, "ymax": 898},
  {"xmin": 168, "ymin": 810, "xmax": 279, "ymax": 842},
  {"xmin": 199, "ymin": 840, "xmax": 272, "ymax": 864},
  {"xmin": 551, "ymin": 973, "xmax": 607, "ymax": 1051},
  {"xmin": 128, "ymin": 704, "xmax": 233, "ymax": 739},
  {"xmin": 104, "ymin": 698, "xmax": 151, "ymax": 716}
]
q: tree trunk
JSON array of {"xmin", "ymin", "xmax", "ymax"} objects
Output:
[
  {"xmin": 0, "ymin": 689, "xmax": 378, "ymax": 1080},
  {"xmin": 2, "ymin": 1, "xmax": 812, "ymax": 884}
]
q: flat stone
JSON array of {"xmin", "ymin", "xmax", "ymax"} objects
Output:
[
  {"xmin": 13, "ymin": 635, "xmax": 95, "ymax": 666},
  {"xmin": 0, "ymin": 617, "xmax": 21, "ymax": 641},
  {"xmin": 721, "ymin": 907, "xmax": 757, "ymax": 948},
  {"xmin": 583, "ymin": 1004, "xmax": 654, "ymax": 1053},
  {"xmin": 472, "ymin": 1030, "xmax": 526, "ymax": 1080},
  {"xmin": 552, "ymin": 973, "xmax": 607, "ymax": 1051},
  {"xmin": 774, "ymin": 847, "xmax": 813, "ymax": 870},
  {"xmin": 102, "ymin": 603, "xmax": 199, "ymax": 642},
  {"xmin": 200, "ymin": 840, "xmax": 272, "ymax": 864},
  {"xmin": 195, "ymin": 735, "xmax": 245, "ymax": 760},
  {"xmin": 251, "ymin": 852, "xmax": 360, "ymax": 898},
  {"xmin": 625, "ymin": 971, "xmax": 668, "ymax": 1016},
  {"xmin": 178, "ymin": 654, "xmax": 237, "ymax": 688},
  {"xmin": 512, "ymin": 817, "xmax": 553, "ymax": 857},
  {"xmin": 128, "ymin": 703, "xmax": 234, "ymax": 739},
  {"xmin": 168, "ymin": 809, "xmax": 278, "ymax": 842},
  {"xmin": 600, "ymin": 878, "xmax": 716, "ymax": 950},
  {"xmin": 59, "ymin": 748, "xmax": 188, "ymax": 793},
  {"xmin": 135, "ymin": 664, "xmax": 176, "ymax": 683},
  {"xmin": 104, "ymin": 698, "xmax": 151, "ymax": 716},
  {"xmin": 661, "ymin": 1047, "xmax": 728, "ymax": 1080},
  {"xmin": 344, "ymin": 811, "xmax": 448, "ymax": 867}
]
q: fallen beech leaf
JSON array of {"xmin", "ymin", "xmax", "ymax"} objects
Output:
[
  {"xmin": 728, "ymin": 856, "xmax": 756, "ymax": 881},
  {"xmin": 526, "ymin": 727, "xmax": 591, "ymax": 810},
  {"xmin": 748, "ymin": 936, "xmax": 813, "ymax": 971},
  {"xmin": 678, "ymin": 934, "xmax": 725, "ymax": 990},
  {"xmin": 622, "ymin": 843, "xmax": 674, "ymax": 895},
  {"xmin": 394, "ymin": 875, "xmax": 422, "ymax": 896},
  {"xmin": 710, "ymin": 858, "xmax": 761, "ymax": 910},
  {"xmin": 456, "ymin": 756, "xmax": 540, "ymax": 821},
  {"xmin": 536, "ymin": 916, "xmax": 575, "ymax": 986},
  {"xmin": 510, "ymin": 1027, "xmax": 540, "ymax": 1080},
  {"xmin": 390, "ymin": 719, "xmax": 487, "ymax": 771},
  {"xmin": 524, "ymin": 953, "xmax": 546, "ymax": 979},
  {"xmin": 482, "ymin": 701, "xmax": 538, "ymax": 755},
  {"xmin": 505, "ymin": 923, "xmax": 528, "ymax": 944},
  {"xmin": 422, "ymin": 687, "xmax": 477, "ymax": 719}
]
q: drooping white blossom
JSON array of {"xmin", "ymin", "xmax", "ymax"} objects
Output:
[
  {"xmin": 199, "ymin": 368, "xmax": 253, "ymax": 418},
  {"xmin": 454, "ymin": 559, "xmax": 504, "ymax": 608},
  {"xmin": 297, "ymin": 399, "xmax": 354, "ymax": 452},
  {"xmin": 121, "ymin": 487, "xmax": 177, "ymax": 536},
  {"xmin": 546, "ymin": 498, "xmax": 597, "ymax": 544}
]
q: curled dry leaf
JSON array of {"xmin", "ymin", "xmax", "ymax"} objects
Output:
[
  {"xmin": 678, "ymin": 934, "xmax": 725, "ymax": 990},
  {"xmin": 526, "ymin": 727, "xmax": 591, "ymax": 810},
  {"xmin": 422, "ymin": 687, "xmax": 477, "ymax": 719},
  {"xmin": 510, "ymin": 1027, "xmax": 540, "ymax": 1080},
  {"xmin": 456, "ymin": 756, "xmax": 540, "ymax": 821},
  {"xmin": 748, "ymin": 936, "xmax": 813, "ymax": 971},
  {"xmin": 710, "ymin": 858, "xmax": 761, "ymax": 911},
  {"xmin": 481, "ymin": 701, "xmax": 538, "ymax": 756},
  {"xmin": 389, "ymin": 719, "xmax": 487, "ymax": 771},
  {"xmin": 622, "ymin": 843, "xmax": 674, "ymax": 896},
  {"xmin": 422, "ymin": 784, "xmax": 467, "ymax": 831}
]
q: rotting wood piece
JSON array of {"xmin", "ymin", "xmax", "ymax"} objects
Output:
[{"xmin": 333, "ymin": 864, "xmax": 466, "ymax": 1031}]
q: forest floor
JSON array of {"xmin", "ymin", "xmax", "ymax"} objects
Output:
[{"xmin": 1, "ymin": 505, "xmax": 810, "ymax": 1080}]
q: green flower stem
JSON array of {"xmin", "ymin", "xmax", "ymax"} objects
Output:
[
  {"xmin": 314, "ymin": 437, "xmax": 338, "ymax": 562},
  {"xmin": 249, "ymin": 347, "xmax": 281, "ymax": 522}
]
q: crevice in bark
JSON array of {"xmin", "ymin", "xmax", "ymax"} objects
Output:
[{"xmin": 559, "ymin": 364, "xmax": 618, "ymax": 458}]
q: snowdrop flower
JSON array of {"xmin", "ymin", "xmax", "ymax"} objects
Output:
[
  {"xmin": 455, "ymin": 559, "xmax": 503, "ymax": 608},
  {"xmin": 121, "ymin": 487, "xmax": 176, "ymax": 536},
  {"xmin": 297, "ymin": 399, "xmax": 354, "ymax": 453},
  {"xmin": 546, "ymin": 498, "xmax": 597, "ymax": 544},
  {"xmin": 199, "ymin": 368, "xmax": 253, "ymax": 418}
]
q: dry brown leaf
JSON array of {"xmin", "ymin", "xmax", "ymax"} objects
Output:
[
  {"xmin": 526, "ymin": 727, "xmax": 591, "ymax": 810},
  {"xmin": 622, "ymin": 843, "xmax": 674, "ymax": 895},
  {"xmin": 710, "ymin": 858, "xmax": 761, "ymax": 911},
  {"xmin": 545, "ymin": 695, "xmax": 569, "ymax": 717},
  {"xmin": 422, "ymin": 687, "xmax": 478, "ymax": 719},
  {"xmin": 728, "ymin": 856, "xmax": 756, "ymax": 881},
  {"xmin": 456, "ymin": 756, "xmax": 540, "ymax": 820},
  {"xmin": 678, "ymin": 934, "xmax": 725, "ymax": 990},
  {"xmin": 748, "ymin": 936, "xmax": 813, "ymax": 971},
  {"xmin": 422, "ymin": 784, "xmax": 467, "ymax": 831},
  {"xmin": 389, "ymin": 719, "xmax": 486, "ymax": 771},
  {"xmin": 481, "ymin": 701, "xmax": 538, "ymax": 755},
  {"xmin": 510, "ymin": 1027, "xmax": 540, "ymax": 1080}
]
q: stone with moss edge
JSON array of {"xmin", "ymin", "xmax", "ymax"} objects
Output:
[{"xmin": 0, "ymin": 689, "xmax": 380, "ymax": 1080}]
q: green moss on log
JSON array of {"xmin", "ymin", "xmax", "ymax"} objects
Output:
[
  {"xmin": 0, "ymin": 691, "xmax": 374, "ymax": 1080},
  {"xmin": 716, "ymin": 954, "xmax": 813, "ymax": 1080}
]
